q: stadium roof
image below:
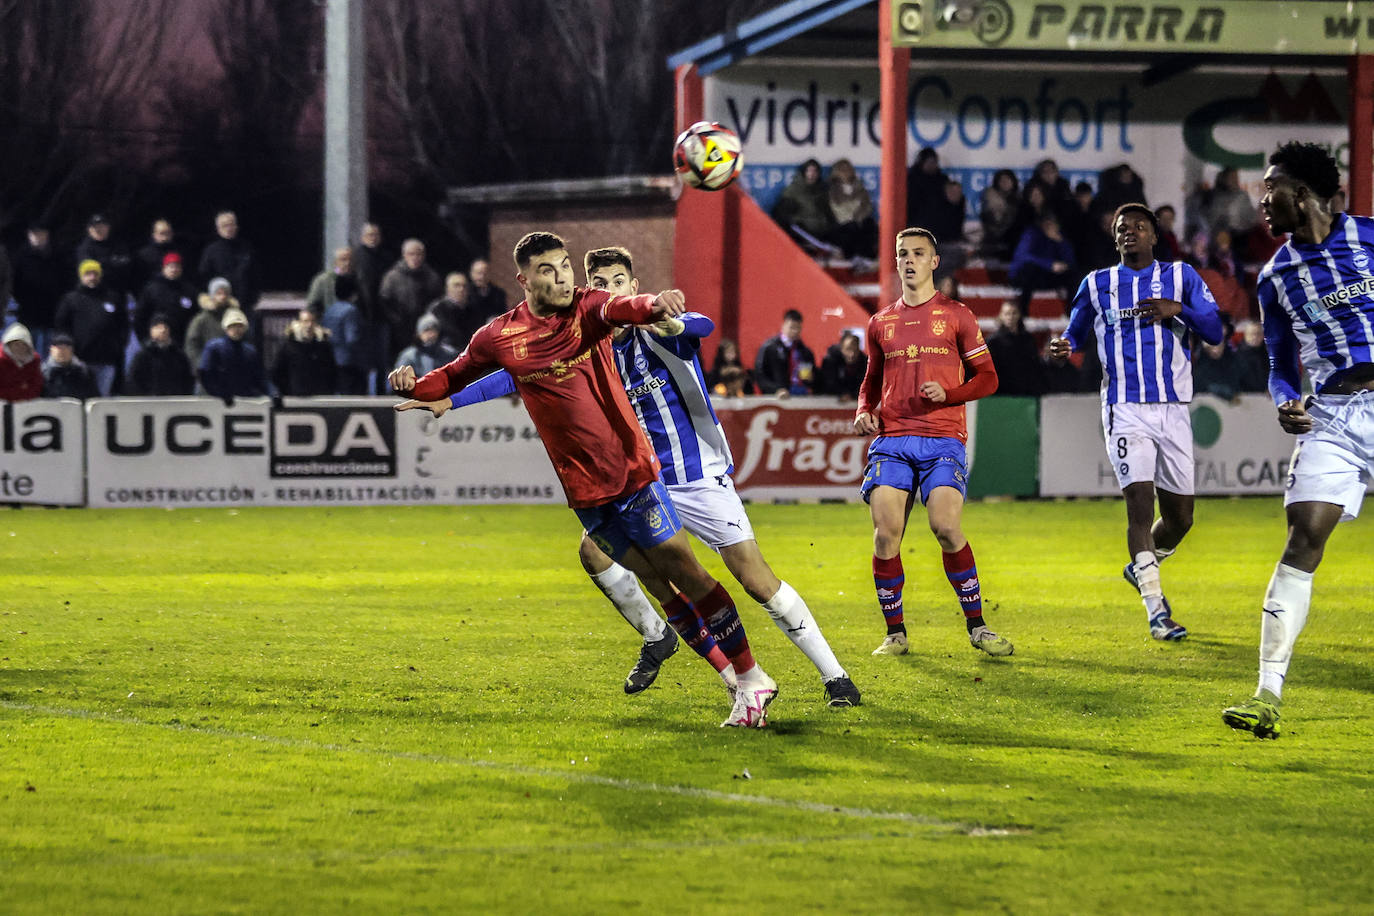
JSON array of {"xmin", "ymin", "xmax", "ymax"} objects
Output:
[
  {"xmin": 667, "ymin": 0, "xmax": 878, "ymax": 75},
  {"xmin": 667, "ymin": 0, "xmax": 1343, "ymax": 77}
]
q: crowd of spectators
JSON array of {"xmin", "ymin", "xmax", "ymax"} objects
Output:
[
  {"xmin": 0, "ymin": 162, "xmax": 1294, "ymax": 409},
  {"xmin": 771, "ymin": 159, "xmax": 879, "ymax": 266},
  {"xmin": 0, "ymin": 210, "xmax": 511, "ymax": 404},
  {"xmin": 762, "ymin": 148, "xmax": 1294, "ymax": 401},
  {"xmin": 768, "ymin": 150, "xmax": 1278, "ymax": 323},
  {"xmin": 703, "ymin": 310, "xmax": 867, "ymax": 402}
]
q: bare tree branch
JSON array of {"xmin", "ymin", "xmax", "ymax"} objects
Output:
[{"xmin": 0, "ymin": 0, "xmax": 176, "ymax": 231}]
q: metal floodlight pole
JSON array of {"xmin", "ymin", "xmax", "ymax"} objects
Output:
[
  {"xmin": 324, "ymin": 0, "xmax": 367, "ymax": 265},
  {"xmin": 878, "ymin": 0, "xmax": 909, "ymax": 307}
]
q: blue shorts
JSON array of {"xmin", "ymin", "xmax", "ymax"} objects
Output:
[
  {"xmin": 574, "ymin": 480, "xmax": 683, "ymax": 561},
  {"xmin": 860, "ymin": 435, "xmax": 968, "ymax": 505}
]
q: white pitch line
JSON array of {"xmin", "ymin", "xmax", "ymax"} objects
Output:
[{"xmin": 4, "ymin": 700, "xmax": 1026, "ymax": 836}]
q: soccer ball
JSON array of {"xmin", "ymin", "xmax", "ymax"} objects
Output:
[{"xmin": 673, "ymin": 121, "xmax": 744, "ymax": 191}]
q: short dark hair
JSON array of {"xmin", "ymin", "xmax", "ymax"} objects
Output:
[
  {"xmin": 513, "ymin": 231, "xmax": 567, "ymax": 270},
  {"xmin": 584, "ymin": 246, "xmax": 633, "ymax": 277},
  {"xmin": 1269, "ymin": 142, "xmax": 1342, "ymax": 200},
  {"xmin": 1154, "ymin": 204, "xmax": 1176, "ymax": 218},
  {"xmin": 1112, "ymin": 202, "xmax": 1158, "ymax": 233},
  {"xmin": 783, "ymin": 309, "xmax": 803, "ymax": 324},
  {"xmin": 896, "ymin": 226, "xmax": 938, "ymax": 251}
]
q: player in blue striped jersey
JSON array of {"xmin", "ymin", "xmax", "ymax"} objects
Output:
[
  {"xmin": 1050, "ymin": 203, "xmax": 1224, "ymax": 640},
  {"xmin": 1223, "ymin": 142, "xmax": 1374, "ymax": 739},
  {"xmin": 409, "ymin": 247, "xmax": 859, "ymax": 709}
]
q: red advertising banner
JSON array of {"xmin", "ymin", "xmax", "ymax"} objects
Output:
[{"xmin": 715, "ymin": 398, "xmax": 869, "ymax": 501}]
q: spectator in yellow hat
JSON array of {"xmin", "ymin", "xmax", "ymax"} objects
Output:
[{"xmin": 52, "ymin": 258, "xmax": 127, "ymax": 396}]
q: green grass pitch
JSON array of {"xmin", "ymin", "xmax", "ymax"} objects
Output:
[{"xmin": 2, "ymin": 499, "xmax": 1371, "ymax": 913}]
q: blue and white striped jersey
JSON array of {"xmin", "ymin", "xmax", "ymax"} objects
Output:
[
  {"xmin": 1065, "ymin": 260, "xmax": 1224, "ymax": 405},
  {"xmin": 610, "ymin": 313, "xmax": 732, "ymax": 485},
  {"xmin": 1258, "ymin": 213, "xmax": 1374, "ymax": 404},
  {"xmin": 448, "ymin": 312, "xmax": 732, "ymax": 485}
]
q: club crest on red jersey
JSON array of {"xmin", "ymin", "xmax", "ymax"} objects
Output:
[{"xmin": 932, "ymin": 318, "xmax": 947, "ymax": 336}]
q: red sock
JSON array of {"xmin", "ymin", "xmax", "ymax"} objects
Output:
[
  {"xmin": 663, "ymin": 593, "xmax": 729, "ymax": 672},
  {"xmin": 942, "ymin": 541, "xmax": 982, "ymax": 619},
  {"xmin": 873, "ymin": 554, "xmax": 905, "ymax": 632},
  {"xmin": 694, "ymin": 583, "xmax": 755, "ymax": 673}
]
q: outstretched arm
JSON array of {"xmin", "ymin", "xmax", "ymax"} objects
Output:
[
  {"xmin": 389, "ymin": 336, "xmax": 496, "ymax": 402},
  {"xmin": 394, "ymin": 397, "xmax": 452, "ymax": 417},
  {"xmin": 641, "ymin": 312, "xmax": 714, "ymax": 357},
  {"xmin": 448, "ymin": 370, "xmax": 516, "ymax": 409}
]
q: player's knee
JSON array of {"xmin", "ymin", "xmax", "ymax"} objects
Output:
[
  {"xmin": 577, "ymin": 535, "xmax": 607, "ymax": 574},
  {"xmin": 928, "ymin": 519, "xmax": 960, "ymax": 550},
  {"xmin": 873, "ymin": 529, "xmax": 902, "ymax": 557},
  {"xmin": 1282, "ymin": 525, "xmax": 1327, "ymax": 570},
  {"xmin": 739, "ymin": 579, "xmax": 773, "ymax": 604}
]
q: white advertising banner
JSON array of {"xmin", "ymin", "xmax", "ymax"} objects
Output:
[
  {"xmin": 398, "ymin": 399, "xmax": 562, "ymax": 505},
  {"xmin": 1039, "ymin": 392, "xmax": 1306, "ymax": 497},
  {"xmin": 705, "ymin": 63, "xmax": 1347, "ymax": 221},
  {"xmin": 86, "ymin": 397, "xmax": 562, "ymax": 508},
  {"xmin": 0, "ymin": 399, "xmax": 85, "ymax": 506}
]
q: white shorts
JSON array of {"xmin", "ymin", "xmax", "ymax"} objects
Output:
[
  {"xmin": 1101, "ymin": 401, "xmax": 1195, "ymax": 494},
  {"xmin": 1285, "ymin": 391, "xmax": 1374, "ymax": 522},
  {"xmin": 668, "ymin": 474, "xmax": 756, "ymax": 550}
]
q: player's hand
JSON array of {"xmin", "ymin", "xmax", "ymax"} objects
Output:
[
  {"xmin": 854, "ymin": 411, "xmax": 879, "ymax": 435},
  {"xmin": 920, "ymin": 381, "xmax": 947, "ymax": 403},
  {"xmin": 394, "ymin": 398, "xmax": 451, "ymax": 417},
  {"xmin": 1052, "ymin": 260, "xmax": 1070, "ymax": 273},
  {"xmin": 644, "ymin": 316, "xmax": 685, "ymax": 337},
  {"xmin": 1047, "ymin": 337, "xmax": 1072, "ymax": 360},
  {"xmin": 650, "ymin": 289, "xmax": 686, "ymax": 318},
  {"xmin": 1277, "ymin": 398, "xmax": 1313, "ymax": 434},
  {"xmin": 1137, "ymin": 297, "xmax": 1182, "ymax": 323},
  {"xmin": 389, "ymin": 365, "xmax": 416, "ymax": 393}
]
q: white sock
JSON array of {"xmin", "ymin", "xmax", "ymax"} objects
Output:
[
  {"xmin": 588, "ymin": 563, "xmax": 666, "ymax": 642},
  {"xmin": 1133, "ymin": 551, "xmax": 1165, "ymax": 619},
  {"xmin": 762, "ymin": 581, "xmax": 846, "ymax": 681},
  {"xmin": 1257, "ymin": 563, "xmax": 1313, "ymax": 700},
  {"xmin": 735, "ymin": 661, "xmax": 765, "ymax": 683}
]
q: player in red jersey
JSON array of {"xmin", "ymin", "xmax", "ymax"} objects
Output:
[
  {"xmin": 389, "ymin": 231, "xmax": 778, "ymax": 727},
  {"xmin": 854, "ymin": 227, "xmax": 1015, "ymax": 658}
]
